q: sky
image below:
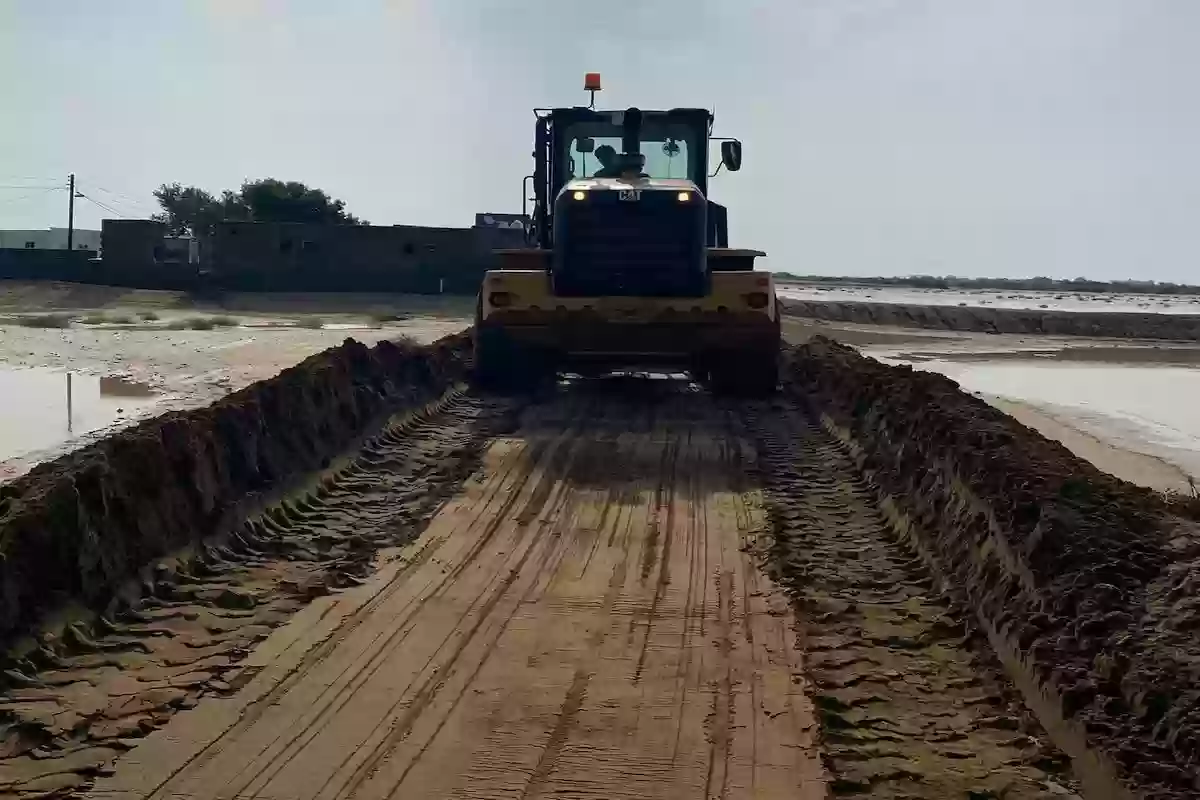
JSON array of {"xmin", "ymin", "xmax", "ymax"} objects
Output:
[{"xmin": 2, "ymin": 0, "xmax": 1197, "ymax": 281}]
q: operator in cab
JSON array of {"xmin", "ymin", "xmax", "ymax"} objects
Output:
[
  {"xmin": 592, "ymin": 144, "xmax": 622, "ymax": 178},
  {"xmin": 592, "ymin": 144, "xmax": 647, "ymax": 180}
]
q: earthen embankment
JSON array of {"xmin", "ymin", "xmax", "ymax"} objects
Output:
[{"xmin": 785, "ymin": 337, "xmax": 1200, "ymax": 798}]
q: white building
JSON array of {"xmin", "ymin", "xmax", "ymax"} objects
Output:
[{"xmin": 0, "ymin": 227, "xmax": 102, "ymax": 251}]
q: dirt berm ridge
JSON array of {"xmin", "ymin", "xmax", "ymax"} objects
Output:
[
  {"xmin": 2, "ymin": 329, "xmax": 1199, "ymax": 798},
  {"xmin": 784, "ymin": 336, "xmax": 1200, "ymax": 798},
  {"xmin": 0, "ymin": 332, "xmax": 471, "ymax": 647},
  {"xmin": 783, "ymin": 299, "xmax": 1200, "ymax": 340}
]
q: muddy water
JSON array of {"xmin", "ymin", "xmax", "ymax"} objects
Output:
[
  {"xmin": 777, "ymin": 284, "xmax": 1200, "ymax": 314},
  {"xmin": 0, "ymin": 368, "xmax": 162, "ymax": 464},
  {"xmin": 900, "ymin": 360, "xmax": 1200, "ymax": 481}
]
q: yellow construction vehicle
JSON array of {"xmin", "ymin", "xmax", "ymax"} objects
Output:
[{"xmin": 473, "ymin": 73, "xmax": 780, "ymax": 394}]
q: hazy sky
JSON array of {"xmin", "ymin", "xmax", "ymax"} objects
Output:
[{"xmin": 2, "ymin": 1, "xmax": 1197, "ymax": 280}]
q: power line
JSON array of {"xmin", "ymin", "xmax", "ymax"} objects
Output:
[
  {"xmin": 78, "ymin": 193, "xmax": 134, "ymax": 219},
  {"xmin": 0, "ymin": 176, "xmax": 63, "ymax": 186},
  {"xmin": 76, "ymin": 176, "xmax": 158, "ymax": 213},
  {"xmin": 0, "ymin": 187, "xmax": 64, "ymax": 206},
  {"xmin": 89, "ymin": 185, "xmax": 156, "ymax": 216}
]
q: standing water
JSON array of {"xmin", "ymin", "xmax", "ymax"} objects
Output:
[
  {"xmin": 0, "ymin": 367, "xmax": 162, "ymax": 468},
  {"xmin": 901, "ymin": 360, "xmax": 1200, "ymax": 481}
]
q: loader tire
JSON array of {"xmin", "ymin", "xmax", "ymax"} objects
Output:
[
  {"xmin": 472, "ymin": 325, "xmax": 551, "ymax": 393},
  {"xmin": 708, "ymin": 351, "xmax": 779, "ymax": 397}
]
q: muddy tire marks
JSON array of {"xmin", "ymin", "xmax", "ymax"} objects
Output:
[
  {"xmin": 0, "ymin": 390, "xmax": 504, "ymax": 797},
  {"xmin": 746, "ymin": 400, "xmax": 1080, "ymax": 799},
  {"xmin": 5, "ymin": 377, "xmax": 1099, "ymax": 799},
  {"xmin": 84, "ymin": 382, "xmax": 825, "ymax": 800}
]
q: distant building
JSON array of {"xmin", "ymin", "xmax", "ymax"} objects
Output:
[{"xmin": 0, "ymin": 227, "xmax": 102, "ymax": 252}]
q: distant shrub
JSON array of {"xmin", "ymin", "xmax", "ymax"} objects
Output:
[
  {"xmin": 166, "ymin": 316, "xmax": 216, "ymax": 331},
  {"xmin": 371, "ymin": 311, "xmax": 408, "ymax": 323},
  {"xmin": 15, "ymin": 314, "xmax": 72, "ymax": 328},
  {"xmin": 79, "ymin": 312, "xmax": 135, "ymax": 325}
]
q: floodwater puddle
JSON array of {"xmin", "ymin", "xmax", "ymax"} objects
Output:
[
  {"xmin": 0, "ymin": 367, "xmax": 162, "ymax": 465},
  {"xmin": 777, "ymin": 284, "xmax": 1200, "ymax": 314},
  {"xmin": 901, "ymin": 360, "xmax": 1200, "ymax": 479},
  {"xmin": 318, "ymin": 322, "xmax": 379, "ymax": 331}
]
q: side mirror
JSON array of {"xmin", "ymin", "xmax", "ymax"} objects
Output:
[
  {"xmin": 575, "ymin": 137, "xmax": 595, "ymax": 154},
  {"xmin": 721, "ymin": 140, "xmax": 742, "ymax": 172}
]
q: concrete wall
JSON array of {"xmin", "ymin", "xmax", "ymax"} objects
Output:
[
  {"xmin": 0, "ymin": 228, "xmax": 101, "ymax": 251},
  {"xmin": 0, "ymin": 248, "xmax": 99, "ymax": 282},
  {"xmin": 5, "ymin": 218, "xmax": 524, "ymax": 293},
  {"xmin": 210, "ymin": 221, "xmax": 523, "ymax": 293},
  {"xmin": 95, "ymin": 220, "xmax": 201, "ymax": 289}
]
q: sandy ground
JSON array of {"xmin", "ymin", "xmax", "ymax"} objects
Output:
[
  {"xmin": 1, "ymin": 384, "xmax": 1080, "ymax": 798},
  {"xmin": 0, "ymin": 281, "xmax": 472, "ymax": 480},
  {"xmin": 16, "ymin": 388, "xmax": 831, "ymax": 799}
]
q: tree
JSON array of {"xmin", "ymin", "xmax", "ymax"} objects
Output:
[
  {"xmin": 238, "ymin": 179, "xmax": 365, "ymax": 225},
  {"xmin": 151, "ymin": 184, "xmax": 231, "ymax": 236},
  {"xmin": 151, "ymin": 178, "xmax": 366, "ymax": 234}
]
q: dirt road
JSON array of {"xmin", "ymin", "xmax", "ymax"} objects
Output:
[
  {"xmin": 71, "ymin": 383, "xmax": 822, "ymax": 800},
  {"xmin": 1, "ymin": 380, "xmax": 1081, "ymax": 799}
]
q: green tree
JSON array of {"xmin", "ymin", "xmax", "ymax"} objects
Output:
[
  {"xmin": 151, "ymin": 178, "xmax": 366, "ymax": 233},
  {"xmin": 151, "ymin": 183, "xmax": 234, "ymax": 236},
  {"xmin": 237, "ymin": 179, "xmax": 365, "ymax": 225}
]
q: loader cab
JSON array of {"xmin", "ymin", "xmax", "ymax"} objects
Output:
[{"xmin": 525, "ymin": 105, "xmax": 743, "ymax": 298}]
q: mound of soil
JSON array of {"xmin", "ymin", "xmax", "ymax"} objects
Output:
[
  {"xmin": 785, "ymin": 336, "xmax": 1200, "ymax": 798},
  {"xmin": 783, "ymin": 299, "xmax": 1200, "ymax": 341},
  {"xmin": 0, "ymin": 331, "xmax": 471, "ymax": 648}
]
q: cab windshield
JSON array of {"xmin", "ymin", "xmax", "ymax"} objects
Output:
[{"xmin": 562, "ymin": 113, "xmax": 702, "ymax": 182}]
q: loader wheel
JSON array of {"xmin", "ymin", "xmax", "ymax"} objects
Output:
[
  {"xmin": 472, "ymin": 325, "xmax": 551, "ymax": 393},
  {"xmin": 708, "ymin": 351, "xmax": 779, "ymax": 397}
]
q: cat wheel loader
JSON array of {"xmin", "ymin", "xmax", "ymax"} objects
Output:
[{"xmin": 473, "ymin": 73, "xmax": 780, "ymax": 395}]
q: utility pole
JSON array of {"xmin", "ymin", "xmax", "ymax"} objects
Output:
[{"xmin": 67, "ymin": 173, "xmax": 76, "ymax": 251}]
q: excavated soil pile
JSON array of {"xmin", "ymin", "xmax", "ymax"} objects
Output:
[
  {"xmin": 784, "ymin": 337, "xmax": 1200, "ymax": 799},
  {"xmin": 0, "ymin": 332, "xmax": 471, "ymax": 647},
  {"xmin": 783, "ymin": 299, "xmax": 1200, "ymax": 340}
]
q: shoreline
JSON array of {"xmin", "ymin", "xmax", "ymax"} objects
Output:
[{"xmin": 987, "ymin": 395, "xmax": 1195, "ymax": 493}]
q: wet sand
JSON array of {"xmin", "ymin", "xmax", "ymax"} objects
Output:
[
  {"xmin": 882, "ymin": 358, "xmax": 1200, "ymax": 493},
  {"xmin": 784, "ymin": 317, "xmax": 1200, "ymax": 493},
  {"xmin": 990, "ymin": 398, "xmax": 1195, "ymax": 492},
  {"xmin": 0, "ymin": 281, "xmax": 471, "ymax": 480},
  {"xmin": 59, "ymin": 388, "xmax": 830, "ymax": 800},
  {"xmin": 6, "ymin": 382, "xmax": 1083, "ymax": 798},
  {"xmin": 777, "ymin": 282, "xmax": 1200, "ymax": 315}
]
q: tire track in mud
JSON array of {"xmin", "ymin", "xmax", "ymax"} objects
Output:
[
  {"xmin": 745, "ymin": 399, "xmax": 1081, "ymax": 799},
  {"xmin": 0, "ymin": 390, "xmax": 508, "ymax": 797},
  {"xmin": 84, "ymin": 381, "xmax": 826, "ymax": 800}
]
